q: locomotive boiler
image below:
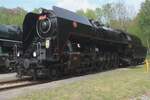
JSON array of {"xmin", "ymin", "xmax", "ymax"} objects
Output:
[
  {"xmin": 0, "ymin": 24, "xmax": 22, "ymax": 72},
  {"xmin": 16, "ymin": 6, "xmax": 147, "ymax": 79}
]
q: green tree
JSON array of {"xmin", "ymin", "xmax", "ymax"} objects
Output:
[
  {"xmin": 112, "ymin": 2, "xmax": 130, "ymax": 31},
  {"xmin": 138, "ymin": 0, "xmax": 150, "ymax": 46},
  {"xmin": 85, "ymin": 9, "xmax": 96, "ymax": 19},
  {"xmin": 76, "ymin": 9, "xmax": 85, "ymax": 16},
  {"xmin": 95, "ymin": 8, "xmax": 103, "ymax": 22},
  {"xmin": 101, "ymin": 3, "xmax": 114, "ymax": 25},
  {"xmin": 0, "ymin": 7, "xmax": 27, "ymax": 26},
  {"xmin": 76, "ymin": 9, "xmax": 97, "ymax": 19}
]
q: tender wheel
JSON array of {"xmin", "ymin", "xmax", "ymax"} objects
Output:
[
  {"xmin": 102, "ymin": 52, "xmax": 107, "ymax": 70},
  {"xmin": 113, "ymin": 53, "xmax": 117, "ymax": 68},
  {"xmin": 116, "ymin": 54, "xmax": 119, "ymax": 67},
  {"xmin": 98, "ymin": 52, "xmax": 104, "ymax": 71},
  {"xmin": 107, "ymin": 53, "xmax": 111, "ymax": 69},
  {"xmin": 104, "ymin": 53, "xmax": 110, "ymax": 70},
  {"xmin": 112, "ymin": 53, "xmax": 115, "ymax": 68},
  {"xmin": 109, "ymin": 53, "xmax": 113, "ymax": 68}
]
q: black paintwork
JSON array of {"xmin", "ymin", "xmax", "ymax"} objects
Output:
[
  {"xmin": 22, "ymin": 6, "xmax": 147, "ymax": 65},
  {"xmin": 0, "ymin": 25, "xmax": 22, "ymax": 72},
  {"xmin": 17, "ymin": 6, "xmax": 148, "ymax": 79},
  {"xmin": 0, "ymin": 24, "xmax": 22, "ymax": 41}
]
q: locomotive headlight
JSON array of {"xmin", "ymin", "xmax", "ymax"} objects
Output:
[{"xmin": 33, "ymin": 51, "xmax": 37, "ymax": 57}]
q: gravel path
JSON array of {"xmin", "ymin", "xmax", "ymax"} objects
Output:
[
  {"xmin": 0, "ymin": 68, "xmax": 134, "ymax": 100},
  {"xmin": 0, "ymin": 72, "xmax": 98, "ymax": 100},
  {"xmin": 0, "ymin": 73, "xmax": 17, "ymax": 82}
]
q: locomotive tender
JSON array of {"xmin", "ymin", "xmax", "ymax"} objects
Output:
[
  {"xmin": 16, "ymin": 6, "xmax": 147, "ymax": 79},
  {"xmin": 0, "ymin": 24, "xmax": 22, "ymax": 72}
]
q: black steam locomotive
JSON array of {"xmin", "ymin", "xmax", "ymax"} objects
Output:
[
  {"xmin": 16, "ymin": 6, "xmax": 147, "ymax": 79},
  {"xmin": 0, "ymin": 25, "xmax": 22, "ymax": 72}
]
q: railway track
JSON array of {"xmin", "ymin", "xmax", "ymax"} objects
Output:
[
  {"xmin": 0, "ymin": 77, "xmax": 31, "ymax": 84},
  {"xmin": 0, "ymin": 68, "xmax": 104, "ymax": 92},
  {"xmin": 0, "ymin": 78, "xmax": 48, "ymax": 92}
]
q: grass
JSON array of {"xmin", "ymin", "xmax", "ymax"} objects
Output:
[
  {"xmin": 14, "ymin": 65, "xmax": 150, "ymax": 100},
  {"xmin": 147, "ymin": 54, "xmax": 150, "ymax": 59}
]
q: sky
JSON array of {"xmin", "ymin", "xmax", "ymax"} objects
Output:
[{"xmin": 0, "ymin": 0, "xmax": 145, "ymax": 14}]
